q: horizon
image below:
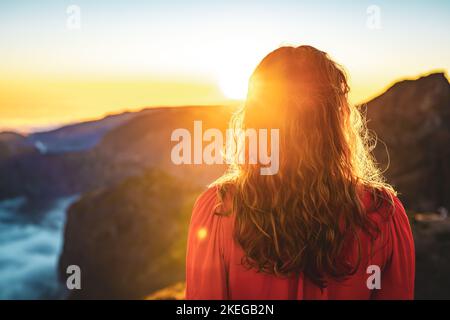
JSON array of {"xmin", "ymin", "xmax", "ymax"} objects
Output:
[
  {"xmin": 1, "ymin": 0, "xmax": 449, "ymax": 132},
  {"xmin": 2, "ymin": 70, "xmax": 447, "ymax": 135}
]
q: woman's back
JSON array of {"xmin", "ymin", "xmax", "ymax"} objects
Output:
[
  {"xmin": 186, "ymin": 45, "xmax": 415, "ymax": 299},
  {"xmin": 186, "ymin": 186, "xmax": 415, "ymax": 299}
]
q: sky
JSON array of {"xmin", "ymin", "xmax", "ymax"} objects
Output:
[{"xmin": 0, "ymin": 0, "xmax": 449, "ymax": 132}]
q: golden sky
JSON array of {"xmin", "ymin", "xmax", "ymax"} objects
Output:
[{"xmin": 1, "ymin": 0, "xmax": 449, "ymax": 132}]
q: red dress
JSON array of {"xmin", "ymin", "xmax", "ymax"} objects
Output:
[{"xmin": 186, "ymin": 187, "xmax": 415, "ymax": 300}]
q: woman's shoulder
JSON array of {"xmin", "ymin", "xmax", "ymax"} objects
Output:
[
  {"xmin": 194, "ymin": 184, "xmax": 235, "ymax": 214},
  {"xmin": 194, "ymin": 186, "xmax": 220, "ymax": 208},
  {"xmin": 360, "ymin": 187, "xmax": 410, "ymax": 227},
  {"xmin": 191, "ymin": 185, "xmax": 234, "ymax": 224},
  {"xmin": 189, "ymin": 186, "xmax": 236, "ymax": 254}
]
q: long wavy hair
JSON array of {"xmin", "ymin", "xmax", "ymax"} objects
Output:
[{"xmin": 212, "ymin": 45, "xmax": 395, "ymax": 287}]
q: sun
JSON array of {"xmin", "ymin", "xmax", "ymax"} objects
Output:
[{"xmin": 218, "ymin": 71, "xmax": 249, "ymax": 100}]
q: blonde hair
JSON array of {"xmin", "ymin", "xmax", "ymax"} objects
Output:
[{"xmin": 212, "ymin": 46, "xmax": 395, "ymax": 287}]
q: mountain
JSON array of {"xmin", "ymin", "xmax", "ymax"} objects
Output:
[
  {"xmin": 0, "ymin": 132, "xmax": 35, "ymax": 161},
  {"xmin": 0, "ymin": 110, "xmax": 138, "ymax": 200},
  {"xmin": 58, "ymin": 170, "xmax": 200, "ymax": 299},
  {"xmin": 57, "ymin": 72, "xmax": 450, "ymax": 299},
  {"xmin": 1, "ymin": 72, "xmax": 448, "ymax": 298},
  {"xmin": 93, "ymin": 105, "xmax": 232, "ymax": 184},
  {"xmin": 54, "ymin": 106, "xmax": 233, "ymax": 298},
  {"xmin": 0, "ymin": 105, "xmax": 232, "ymax": 201},
  {"xmin": 366, "ymin": 72, "xmax": 450, "ymax": 211},
  {"xmin": 27, "ymin": 111, "xmax": 139, "ymax": 154},
  {"xmin": 2, "ymin": 73, "xmax": 448, "ymax": 209}
]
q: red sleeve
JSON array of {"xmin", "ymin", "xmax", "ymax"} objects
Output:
[
  {"xmin": 185, "ymin": 187, "xmax": 229, "ymax": 300},
  {"xmin": 373, "ymin": 196, "xmax": 415, "ymax": 300}
]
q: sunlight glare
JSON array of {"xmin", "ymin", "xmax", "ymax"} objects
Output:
[
  {"xmin": 218, "ymin": 70, "xmax": 249, "ymax": 100},
  {"xmin": 197, "ymin": 227, "xmax": 208, "ymax": 240}
]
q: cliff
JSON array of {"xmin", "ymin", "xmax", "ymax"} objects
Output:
[
  {"xmin": 366, "ymin": 72, "xmax": 450, "ymax": 211},
  {"xmin": 58, "ymin": 170, "xmax": 200, "ymax": 299}
]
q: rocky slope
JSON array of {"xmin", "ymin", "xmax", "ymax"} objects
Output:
[
  {"xmin": 58, "ymin": 170, "xmax": 200, "ymax": 299},
  {"xmin": 413, "ymin": 217, "xmax": 450, "ymax": 299},
  {"xmin": 366, "ymin": 72, "xmax": 450, "ymax": 211},
  {"xmin": 0, "ymin": 132, "xmax": 35, "ymax": 161},
  {"xmin": 28, "ymin": 111, "xmax": 138, "ymax": 154},
  {"xmin": 0, "ymin": 105, "xmax": 232, "ymax": 201},
  {"xmin": 93, "ymin": 105, "xmax": 232, "ymax": 186}
]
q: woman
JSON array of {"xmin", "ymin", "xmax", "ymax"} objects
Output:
[{"xmin": 186, "ymin": 45, "xmax": 415, "ymax": 299}]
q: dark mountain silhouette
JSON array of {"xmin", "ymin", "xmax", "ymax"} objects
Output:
[
  {"xmin": 59, "ymin": 170, "xmax": 200, "ymax": 299},
  {"xmin": 366, "ymin": 72, "xmax": 450, "ymax": 211},
  {"xmin": 0, "ymin": 132, "xmax": 35, "ymax": 161},
  {"xmin": 364, "ymin": 72, "xmax": 450, "ymax": 299}
]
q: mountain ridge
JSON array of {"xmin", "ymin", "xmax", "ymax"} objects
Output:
[
  {"xmin": 0, "ymin": 71, "xmax": 448, "ymax": 210},
  {"xmin": 56, "ymin": 71, "xmax": 450, "ymax": 299}
]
